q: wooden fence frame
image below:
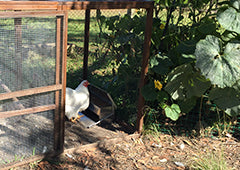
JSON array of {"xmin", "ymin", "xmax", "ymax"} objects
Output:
[
  {"xmin": 0, "ymin": 1, "xmax": 153, "ymax": 169},
  {"xmin": 0, "ymin": 9, "xmax": 68, "ymax": 170},
  {"xmin": 62, "ymin": 1, "xmax": 154, "ymax": 133}
]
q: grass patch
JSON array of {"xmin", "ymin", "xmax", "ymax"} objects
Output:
[{"xmin": 190, "ymin": 147, "xmax": 230, "ymax": 170}]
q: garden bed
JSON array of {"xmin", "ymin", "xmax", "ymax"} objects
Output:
[{"xmin": 13, "ymin": 125, "xmax": 240, "ymax": 169}]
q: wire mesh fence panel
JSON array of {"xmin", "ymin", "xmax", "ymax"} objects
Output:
[
  {"xmin": 0, "ymin": 17, "xmax": 57, "ymax": 93},
  {"xmin": 67, "ymin": 9, "xmax": 130, "ymax": 59},
  {"xmin": 0, "ymin": 11, "xmax": 66, "ymax": 166},
  {"xmin": 66, "ymin": 9, "xmax": 146, "ymax": 86},
  {"xmin": 0, "ymin": 110, "xmax": 54, "ymax": 164}
]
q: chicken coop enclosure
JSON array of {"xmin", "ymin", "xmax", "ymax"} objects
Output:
[
  {"xmin": 0, "ymin": 1, "xmax": 153, "ymax": 169},
  {"xmin": 0, "ymin": 6, "xmax": 68, "ymax": 168}
]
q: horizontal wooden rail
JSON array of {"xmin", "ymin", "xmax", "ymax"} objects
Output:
[
  {"xmin": 0, "ymin": 84, "xmax": 62, "ymax": 101},
  {"xmin": 0, "ymin": 11, "xmax": 65, "ymax": 18},
  {"xmin": 64, "ymin": 1, "xmax": 154, "ymax": 10},
  {"xmin": 0, "ymin": 1, "xmax": 59, "ymax": 10},
  {"xmin": 0, "ymin": 104, "xmax": 56, "ymax": 119},
  {"xmin": 0, "ymin": 1, "xmax": 154, "ymax": 11}
]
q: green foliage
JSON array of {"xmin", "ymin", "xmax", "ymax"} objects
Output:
[
  {"xmin": 195, "ymin": 35, "xmax": 240, "ymax": 88},
  {"xmin": 164, "ymin": 63, "xmax": 211, "ymax": 100},
  {"xmin": 209, "ymin": 87, "xmax": 240, "ymax": 116},
  {"xmin": 142, "ymin": 0, "xmax": 240, "ymax": 126},
  {"xmin": 150, "ymin": 53, "xmax": 173, "ymax": 75},
  {"xmin": 164, "ymin": 104, "xmax": 181, "ymax": 121},
  {"xmin": 141, "ymin": 81, "xmax": 157, "ymax": 101},
  {"xmin": 66, "ymin": 0, "xmax": 240, "ymax": 130},
  {"xmin": 217, "ymin": 7, "xmax": 240, "ymax": 34},
  {"xmin": 191, "ymin": 148, "xmax": 229, "ymax": 170},
  {"xmin": 92, "ymin": 12, "xmax": 147, "ymax": 123}
]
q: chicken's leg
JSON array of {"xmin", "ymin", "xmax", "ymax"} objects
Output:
[{"xmin": 70, "ymin": 114, "xmax": 84, "ymax": 123}]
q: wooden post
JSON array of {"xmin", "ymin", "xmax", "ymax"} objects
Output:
[
  {"xmin": 54, "ymin": 15, "xmax": 62, "ymax": 152},
  {"xmin": 54, "ymin": 6, "xmax": 68, "ymax": 153},
  {"xmin": 136, "ymin": 7, "xmax": 153, "ymax": 133},
  {"xmin": 60, "ymin": 9, "xmax": 68, "ymax": 154},
  {"xmin": 83, "ymin": 9, "xmax": 90, "ymax": 80}
]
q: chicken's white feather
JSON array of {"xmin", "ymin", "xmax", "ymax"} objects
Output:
[{"xmin": 65, "ymin": 80, "xmax": 90, "ymax": 121}]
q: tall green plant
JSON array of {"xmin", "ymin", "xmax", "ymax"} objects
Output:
[
  {"xmin": 142, "ymin": 0, "xmax": 240, "ymax": 122},
  {"xmin": 96, "ymin": 11, "xmax": 147, "ymax": 122}
]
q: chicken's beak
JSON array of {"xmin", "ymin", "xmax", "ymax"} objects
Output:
[{"xmin": 86, "ymin": 81, "xmax": 90, "ymax": 86}]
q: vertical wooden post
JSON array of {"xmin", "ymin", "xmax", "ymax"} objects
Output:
[
  {"xmin": 83, "ymin": 9, "xmax": 90, "ymax": 80},
  {"xmin": 54, "ymin": 4, "xmax": 68, "ymax": 153},
  {"xmin": 60, "ymin": 5, "xmax": 68, "ymax": 154},
  {"xmin": 54, "ymin": 15, "xmax": 61, "ymax": 152},
  {"xmin": 136, "ymin": 7, "xmax": 153, "ymax": 133}
]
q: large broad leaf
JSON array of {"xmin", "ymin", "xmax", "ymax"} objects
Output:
[
  {"xmin": 141, "ymin": 81, "xmax": 157, "ymax": 101},
  {"xmin": 197, "ymin": 18, "xmax": 216, "ymax": 35},
  {"xmin": 217, "ymin": 7, "xmax": 240, "ymax": 34},
  {"xmin": 209, "ymin": 87, "xmax": 240, "ymax": 116},
  {"xmin": 164, "ymin": 104, "xmax": 181, "ymax": 121},
  {"xmin": 231, "ymin": 0, "xmax": 240, "ymax": 10},
  {"xmin": 150, "ymin": 54, "xmax": 173, "ymax": 75},
  {"xmin": 221, "ymin": 30, "xmax": 238, "ymax": 42},
  {"xmin": 176, "ymin": 40, "xmax": 197, "ymax": 55},
  {"xmin": 195, "ymin": 35, "xmax": 240, "ymax": 88},
  {"xmin": 164, "ymin": 63, "xmax": 211, "ymax": 100},
  {"xmin": 178, "ymin": 96, "xmax": 197, "ymax": 113}
]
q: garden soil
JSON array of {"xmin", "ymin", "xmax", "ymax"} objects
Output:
[{"xmin": 9, "ymin": 119, "xmax": 240, "ymax": 170}]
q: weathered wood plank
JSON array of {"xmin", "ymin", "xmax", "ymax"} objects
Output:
[
  {"xmin": 0, "ymin": 11, "xmax": 65, "ymax": 18},
  {"xmin": 64, "ymin": 1, "xmax": 154, "ymax": 10},
  {"xmin": 0, "ymin": 1, "xmax": 59, "ymax": 10},
  {"xmin": 0, "ymin": 84, "xmax": 62, "ymax": 101},
  {"xmin": 0, "ymin": 1, "xmax": 154, "ymax": 11},
  {"xmin": 0, "ymin": 104, "xmax": 56, "ymax": 119}
]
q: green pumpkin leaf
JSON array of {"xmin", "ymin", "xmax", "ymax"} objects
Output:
[
  {"xmin": 217, "ymin": 7, "xmax": 240, "ymax": 34},
  {"xmin": 231, "ymin": 0, "xmax": 240, "ymax": 10},
  {"xmin": 165, "ymin": 63, "xmax": 211, "ymax": 100},
  {"xmin": 195, "ymin": 35, "xmax": 240, "ymax": 88},
  {"xmin": 197, "ymin": 18, "xmax": 216, "ymax": 35},
  {"xmin": 209, "ymin": 87, "xmax": 240, "ymax": 116},
  {"xmin": 178, "ymin": 96, "xmax": 197, "ymax": 113},
  {"xmin": 141, "ymin": 81, "xmax": 157, "ymax": 101},
  {"xmin": 221, "ymin": 30, "xmax": 238, "ymax": 42},
  {"xmin": 165, "ymin": 104, "xmax": 181, "ymax": 121},
  {"xmin": 150, "ymin": 54, "xmax": 173, "ymax": 75},
  {"xmin": 157, "ymin": 90, "xmax": 169, "ymax": 103},
  {"xmin": 176, "ymin": 39, "xmax": 197, "ymax": 55}
]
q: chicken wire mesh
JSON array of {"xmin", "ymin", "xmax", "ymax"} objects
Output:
[
  {"xmin": 0, "ymin": 14, "xmax": 64, "ymax": 165},
  {"xmin": 67, "ymin": 9, "xmax": 138, "ymax": 56},
  {"xmin": 0, "ymin": 17, "xmax": 57, "ymax": 94},
  {"xmin": 0, "ymin": 111, "xmax": 54, "ymax": 164},
  {"xmin": 67, "ymin": 8, "xmax": 146, "ymax": 86}
]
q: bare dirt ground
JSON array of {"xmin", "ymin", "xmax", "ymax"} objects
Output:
[{"xmin": 11, "ymin": 119, "xmax": 240, "ymax": 170}]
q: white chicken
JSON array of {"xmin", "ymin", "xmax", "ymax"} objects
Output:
[{"xmin": 65, "ymin": 80, "xmax": 90, "ymax": 123}]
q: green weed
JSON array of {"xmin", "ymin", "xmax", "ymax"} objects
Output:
[{"xmin": 190, "ymin": 148, "xmax": 230, "ymax": 170}]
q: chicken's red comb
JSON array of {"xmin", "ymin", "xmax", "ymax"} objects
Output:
[{"xmin": 83, "ymin": 80, "xmax": 89, "ymax": 87}]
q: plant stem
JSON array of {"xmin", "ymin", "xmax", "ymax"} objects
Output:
[{"xmin": 199, "ymin": 95, "xmax": 204, "ymax": 128}]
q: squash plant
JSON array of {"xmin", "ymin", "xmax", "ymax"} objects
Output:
[
  {"xmin": 94, "ymin": 11, "xmax": 147, "ymax": 122},
  {"xmin": 142, "ymin": 0, "xmax": 240, "ymax": 121}
]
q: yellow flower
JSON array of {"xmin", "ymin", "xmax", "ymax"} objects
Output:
[
  {"xmin": 154, "ymin": 80, "xmax": 163, "ymax": 91},
  {"xmin": 160, "ymin": 24, "xmax": 165, "ymax": 30}
]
